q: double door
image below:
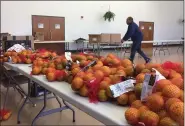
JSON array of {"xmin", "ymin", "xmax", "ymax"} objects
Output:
[
  {"xmin": 139, "ymin": 21, "xmax": 154, "ymax": 56},
  {"xmin": 32, "ymin": 15, "xmax": 65, "ymax": 41},
  {"xmin": 139, "ymin": 21, "xmax": 154, "ymax": 48}
]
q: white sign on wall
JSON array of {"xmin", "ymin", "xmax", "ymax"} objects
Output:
[
  {"xmin": 92, "ymin": 38, "xmax": 97, "ymax": 41},
  {"xmin": 55, "ymin": 24, "xmax": 60, "ymax": 29},
  {"xmin": 38, "ymin": 23, "xmax": 44, "ymax": 29}
]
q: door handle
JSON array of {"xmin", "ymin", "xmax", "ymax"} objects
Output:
[{"xmin": 50, "ymin": 30, "xmax": 52, "ymax": 40}]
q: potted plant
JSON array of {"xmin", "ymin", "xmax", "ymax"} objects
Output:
[{"xmin": 103, "ymin": 6, "xmax": 115, "ymax": 22}]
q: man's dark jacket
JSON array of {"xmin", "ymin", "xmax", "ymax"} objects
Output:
[{"xmin": 123, "ymin": 22, "xmax": 143, "ymax": 42}]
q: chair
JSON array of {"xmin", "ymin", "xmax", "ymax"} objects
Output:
[
  {"xmin": 122, "ymin": 43, "xmax": 132, "ymax": 58},
  {"xmin": 154, "ymin": 42, "xmax": 170, "ymax": 55},
  {"xmin": 0, "ymin": 64, "xmax": 34, "ymax": 110},
  {"xmin": 177, "ymin": 40, "xmax": 184, "ymax": 53},
  {"xmin": 75, "ymin": 38, "xmax": 86, "ymax": 52}
]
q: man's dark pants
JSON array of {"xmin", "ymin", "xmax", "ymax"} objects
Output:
[{"xmin": 130, "ymin": 41, "xmax": 148, "ymax": 62}]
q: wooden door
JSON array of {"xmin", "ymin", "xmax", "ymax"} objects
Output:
[
  {"xmin": 32, "ymin": 15, "xmax": 50, "ymax": 41},
  {"xmin": 49, "ymin": 17, "xmax": 65, "ymax": 41},
  {"xmin": 32, "ymin": 15, "xmax": 65, "ymax": 54},
  {"xmin": 32, "ymin": 15, "xmax": 65, "ymax": 41},
  {"xmin": 139, "ymin": 22, "xmax": 154, "ymax": 48}
]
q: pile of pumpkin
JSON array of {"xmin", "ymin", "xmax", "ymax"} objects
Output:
[
  {"xmin": 0, "ymin": 50, "xmax": 34, "ymax": 63},
  {"xmin": 124, "ymin": 63, "xmax": 184, "ymax": 126},
  {"xmin": 2, "ymin": 49, "xmax": 184, "ymax": 126},
  {"xmin": 68, "ymin": 53, "xmax": 184, "ymax": 126},
  {"xmin": 0, "ymin": 49, "xmax": 57, "ymax": 64}
]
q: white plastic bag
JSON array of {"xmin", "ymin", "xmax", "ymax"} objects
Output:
[
  {"xmin": 7, "ymin": 44, "xmax": 25, "ymax": 53},
  {"xmin": 65, "ymin": 52, "xmax": 72, "ymax": 61},
  {"xmin": 109, "ymin": 79, "xmax": 136, "ymax": 98},
  {"xmin": 140, "ymin": 69, "xmax": 166, "ymax": 101}
]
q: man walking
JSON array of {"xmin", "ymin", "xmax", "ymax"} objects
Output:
[{"xmin": 121, "ymin": 17, "xmax": 151, "ymax": 63}]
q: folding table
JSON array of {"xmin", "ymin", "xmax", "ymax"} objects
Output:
[
  {"xmin": 17, "ymin": 65, "xmax": 129, "ymax": 126},
  {"xmin": 3, "ymin": 63, "xmax": 75, "ymax": 126}
]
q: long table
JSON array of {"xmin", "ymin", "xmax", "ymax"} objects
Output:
[
  {"xmin": 34, "ymin": 39, "xmax": 184, "ymax": 53},
  {"xmin": 4, "ymin": 62, "xmax": 129, "ymax": 126}
]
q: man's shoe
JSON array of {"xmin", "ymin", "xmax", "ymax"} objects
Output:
[
  {"xmin": 128, "ymin": 58, "xmax": 133, "ymax": 62},
  {"xmin": 146, "ymin": 58, "xmax": 151, "ymax": 64}
]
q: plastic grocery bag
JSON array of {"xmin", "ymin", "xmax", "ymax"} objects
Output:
[
  {"xmin": 140, "ymin": 68, "xmax": 166, "ymax": 101},
  {"xmin": 0, "ymin": 109, "xmax": 12, "ymax": 121},
  {"xmin": 152, "ymin": 68, "xmax": 166, "ymax": 80},
  {"xmin": 65, "ymin": 52, "xmax": 72, "ymax": 62},
  {"xmin": 7, "ymin": 44, "xmax": 25, "ymax": 53},
  {"xmin": 85, "ymin": 78, "xmax": 101, "ymax": 103},
  {"xmin": 109, "ymin": 79, "xmax": 136, "ymax": 98},
  {"xmin": 161, "ymin": 61, "xmax": 183, "ymax": 75}
]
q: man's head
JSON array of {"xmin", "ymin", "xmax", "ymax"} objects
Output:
[{"xmin": 126, "ymin": 17, "xmax": 133, "ymax": 25}]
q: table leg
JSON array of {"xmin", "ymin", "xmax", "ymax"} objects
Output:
[
  {"xmin": 67, "ymin": 43, "xmax": 69, "ymax": 51},
  {"xmin": 160, "ymin": 42, "xmax": 165, "ymax": 55},
  {"xmin": 154, "ymin": 43, "xmax": 158, "ymax": 56},
  {"xmin": 62, "ymin": 99, "xmax": 75, "ymax": 122},
  {"xmin": 17, "ymin": 79, "xmax": 33, "ymax": 124},
  {"xmin": 182, "ymin": 42, "xmax": 184, "ymax": 52},
  {"xmin": 10, "ymin": 77, "xmax": 35, "ymax": 105},
  {"xmin": 120, "ymin": 44, "xmax": 123, "ymax": 58},
  {"xmin": 97, "ymin": 42, "xmax": 100, "ymax": 56},
  {"xmin": 123, "ymin": 45, "xmax": 126, "ymax": 58},
  {"xmin": 65, "ymin": 43, "xmax": 66, "ymax": 51},
  {"xmin": 53, "ymin": 93, "xmax": 62, "ymax": 108},
  {"xmin": 166, "ymin": 42, "xmax": 170, "ymax": 55},
  {"xmin": 15, "ymin": 86, "xmax": 25, "ymax": 98},
  {"xmin": 2, "ymin": 82, "xmax": 10, "ymax": 109},
  {"xmin": 31, "ymin": 89, "xmax": 47, "ymax": 126},
  {"xmin": 31, "ymin": 89, "xmax": 76, "ymax": 126},
  {"xmin": 91, "ymin": 44, "xmax": 94, "ymax": 53},
  {"xmin": 83, "ymin": 42, "xmax": 84, "ymax": 52},
  {"xmin": 177, "ymin": 41, "xmax": 181, "ymax": 53},
  {"xmin": 87, "ymin": 43, "xmax": 89, "ymax": 52}
]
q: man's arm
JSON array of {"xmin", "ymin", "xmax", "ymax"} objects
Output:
[{"xmin": 122, "ymin": 24, "xmax": 135, "ymax": 41}]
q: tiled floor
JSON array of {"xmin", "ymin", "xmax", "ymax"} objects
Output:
[{"xmin": 0, "ymin": 46, "xmax": 183, "ymax": 125}]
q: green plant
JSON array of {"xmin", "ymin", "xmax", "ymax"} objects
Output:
[{"xmin": 103, "ymin": 6, "xmax": 115, "ymax": 22}]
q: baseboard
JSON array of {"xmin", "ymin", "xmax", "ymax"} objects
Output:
[{"xmin": 66, "ymin": 43, "xmax": 182, "ymax": 52}]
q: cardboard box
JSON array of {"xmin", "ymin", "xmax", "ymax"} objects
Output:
[
  {"xmin": 0, "ymin": 33, "xmax": 11, "ymax": 40},
  {"xmin": 89, "ymin": 34, "xmax": 101, "ymax": 43},
  {"xmin": 34, "ymin": 32, "xmax": 44, "ymax": 41},
  {"xmin": 4, "ymin": 36, "xmax": 34, "ymax": 51},
  {"xmin": 7, "ymin": 36, "xmax": 33, "ymax": 41},
  {"xmin": 0, "ymin": 33, "xmax": 11, "ymax": 52},
  {"xmin": 100, "ymin": 33, "xmax": 111, "ymax": 43},
  {"xmin": 110, "ymin": 34, "xmax": 121, "ymax": 43}
]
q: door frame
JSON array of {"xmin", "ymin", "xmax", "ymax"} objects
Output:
[
  {"xmin": 31, "ymin": 15, "xmax": 65, "ymax": 40},
  {"xmin": 139, "ymin": 21, "xmax": 154, "ymax": 41}
]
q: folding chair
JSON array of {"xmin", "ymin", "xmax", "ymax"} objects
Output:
[
  {"xmin": 122, "ymin": 43, "xmax": 132, "ymax": 58},
  {"xmin": 86, "ymin": 43, "xmax": 97, "ymax": 53},
  {"xmin": 154, "ymin": 42, "xmax": 170, "ymax": 55},
  {"xmin": 177, "ymin": 41, "xmax": 184, "ymax": 53},
  {"xmin": 0, "ymin": 64, "xmax": 35, "ymax": 110}
]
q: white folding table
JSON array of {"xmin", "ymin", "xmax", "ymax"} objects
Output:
[
  {"xmin": 11, "ymin": 63, "xmax": 129, "ymax": 125},
  {"xmin": 3, "ymin": 63, "xmax": 75, "ymax": 126}
]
